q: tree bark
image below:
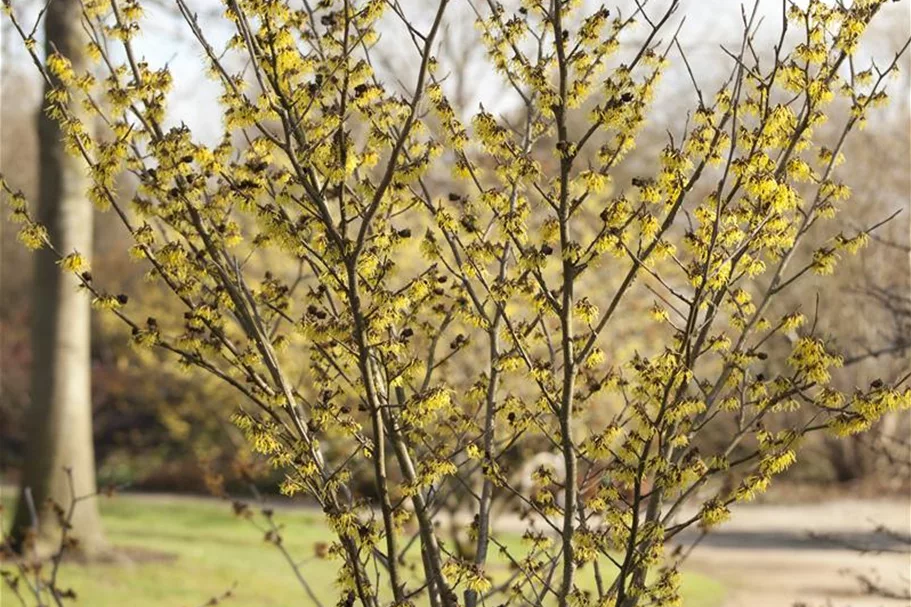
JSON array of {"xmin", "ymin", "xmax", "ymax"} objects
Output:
[{"xmin": 10, "ymin": 0, "xmax": 106, "ymax": 558}]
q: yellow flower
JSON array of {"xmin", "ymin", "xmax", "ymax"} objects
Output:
[
  {"xmin": 649, "ymin": 303, "xmax": 669, "ymax": 323},
  {"xmin": 18, "ymin": 223, "xmax": 48, "ymax": 250},
  {"xmin": 699, "ymin": 498, "xmax": 731, "ymax": 529},
  {"xmin": 574, "ymin": 297, "xmax": 599, "ymax": 325},
  {"xmin": 91, "ymin": 294, "xmax": 125, "ymax": 311},
  {"xmin": 58, "ymin": 252, "xmax": 90, "ymax": 274},
  {"xmin": 465, "ymin": 570, "xmax": 492, "ymax": 593},
  {"xmin": 787, "ymin": 337, "xmax": 842, "ymax": 384},
  {"xmin": 811, "ymin": 248, "xmax": 838, "ymax": 275}
]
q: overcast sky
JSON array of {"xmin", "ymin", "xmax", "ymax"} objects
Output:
[{"xmin": 1, "ymin": 0, "xmax": 908, "ymax": 142}]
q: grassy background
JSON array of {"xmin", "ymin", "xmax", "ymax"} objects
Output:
[{"xmin": 2, "ymin": 493, "xmax": 725, "ymax": 607}]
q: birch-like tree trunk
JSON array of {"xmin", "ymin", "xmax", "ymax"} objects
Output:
[{"xmin": 10, "ymin": 0, "xmax": 106, "ymax": 558}]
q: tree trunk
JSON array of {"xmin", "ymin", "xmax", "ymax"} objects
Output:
[{"xmin": 10, "ymin": 0, "xmax": 106, "ymax": 558}]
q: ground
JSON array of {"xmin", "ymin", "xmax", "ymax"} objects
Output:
[
  {"xmin": 677, "ymin": 498, "xmax": 911, "ymax": 607},
  {"xmin": 2, "ymin": 490, "xmax": 908, "ymax": 606},
  {"xmin": 0, "ymin": 492, "xmax": 723, "ymax": 607}
]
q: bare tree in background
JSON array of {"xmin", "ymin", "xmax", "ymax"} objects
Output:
[{"xmin": 9, "ymin": 0, "xmax": 107, "ymax": 558}]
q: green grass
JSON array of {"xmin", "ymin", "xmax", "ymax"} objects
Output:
[{"xmin": 2, "ymin": 494, "xmax": 724, "ymax": 607}]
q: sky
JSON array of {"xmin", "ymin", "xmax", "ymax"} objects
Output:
[{"xmin": 1, "ymin": 0, "xmax": 908, "ymax": 143}]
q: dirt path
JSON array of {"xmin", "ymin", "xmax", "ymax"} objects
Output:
[
  {"xmin": 673, "ymin": 499, "xmax": 911, "ymax": 607},
  {"xmin": 475, "ymin": 497, "xmax": 911, "ymax": 606}
]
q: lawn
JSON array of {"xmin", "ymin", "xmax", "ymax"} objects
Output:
[{"xmin": 2, "ymin": 493, "xmax": 725, "ymax": 607}]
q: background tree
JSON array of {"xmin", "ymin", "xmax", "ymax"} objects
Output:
[
  {"xmin": 1, "ymin": 67, "xmax": 264, "ymax": 502},
  {"xmin": 8, "ymin": 0, "xmax": 107, "ymax": 558}
]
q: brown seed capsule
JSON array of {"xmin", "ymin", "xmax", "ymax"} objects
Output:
[{"xmin": 314, "ymin": 541, "xmax": 329, "ymax": 558}]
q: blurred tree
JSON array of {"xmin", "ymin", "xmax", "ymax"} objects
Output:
[
  {"xmin": 1, "ymin": 79, "xmax": 266, "ymax": 497},
  {"xmin": 9, "ymin": 0, "xmax": 107, "ymax": 557}
]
